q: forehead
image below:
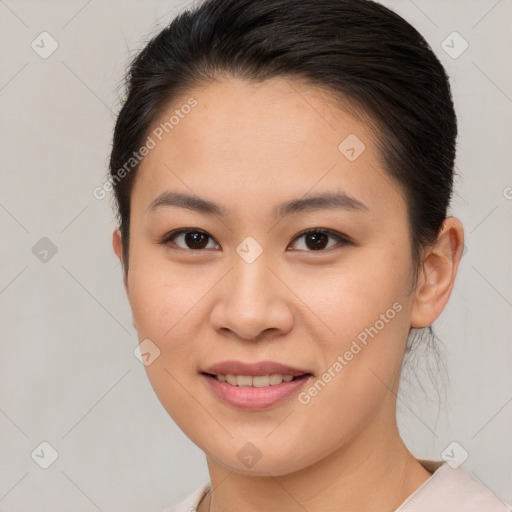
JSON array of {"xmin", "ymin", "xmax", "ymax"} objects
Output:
[{"xmin": 131, "ymin": 77, "xmax": 405, "ymax": 221}]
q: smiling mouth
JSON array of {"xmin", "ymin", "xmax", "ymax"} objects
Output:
[{"xmin": 202, "ymin": 373, "xmax": 311, "ymax": 387}]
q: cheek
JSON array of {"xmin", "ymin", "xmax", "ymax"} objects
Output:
[
  {"xmin": 296, "ymin": 253, "xmax": 410, "ymax": 345},
  {"xmin": 126, "ymin": 249, "xmax": 221, "ymax": 387},
  {"xmin": 295, "ymin": 253, "xmax": 411, "ymax": 406},
  {"xmin": 126, "ymin": 259, "xmax": 208, "ymax": 425},
  {"xmin": 128, "ymin": 267, "xmax": 201, "ymax": 344},
  {"xmin": 127, "ymin": 239, "xmax": 194, "ymax": 335}
]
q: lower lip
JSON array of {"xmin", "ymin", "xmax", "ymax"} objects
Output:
[{"xmin": 201, "ymin": 373, "xmax": 312, "ymax": 410}]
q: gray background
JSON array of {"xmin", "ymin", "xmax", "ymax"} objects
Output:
[{"xmin": 0, "ymin": 0, "xmax": 511, "ymax": 510}]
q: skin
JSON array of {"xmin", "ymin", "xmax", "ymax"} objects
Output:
[{"xmin": 112, "ymin": 77, "xmax": 464, "ymax": 512}]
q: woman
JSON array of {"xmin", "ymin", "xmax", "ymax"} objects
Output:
[{"xmin": 108, "ymin": 0, "xmax": 510, "ymax": 510}]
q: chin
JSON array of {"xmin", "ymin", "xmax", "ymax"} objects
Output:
[{"xmin": 208, "ymin": 441, "xmax": 317, "ymax": 477}]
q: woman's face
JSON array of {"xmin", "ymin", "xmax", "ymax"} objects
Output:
[{"xmin": 116, "ymin": 77, "xmax": 422, "ymax": 475}]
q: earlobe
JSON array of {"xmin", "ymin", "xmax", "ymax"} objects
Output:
[
  {"xmin": 410, "ymin": 217, "xmax": 465, "ymax": 328},
  {"xmin": 112, "ymin": 228, "xmax": 122, "ymax": 260}
]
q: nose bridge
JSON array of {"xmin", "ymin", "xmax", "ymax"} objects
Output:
[
  {"xmin": 228, "ymin": 234, "xmax": 276, "ymax": 298},
  {"xmin": 210, "ymin": 244, "xmax": 293, "ymax": 340},
  {"xmin": 229, "ymin": 247, "xmax": 278, "ymax": 311},
  {"xmin": 230, "ymin": 250, "xmax": 276, "ymax": 307}
]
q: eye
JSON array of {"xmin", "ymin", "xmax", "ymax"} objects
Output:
[
  {"xmin": 288, "ymin": 228, "xmax": 350, "ymax": 251},
  {"xmin": 161, "ymin": 228, "xmax": 220, "ymax": 251},
  {"xmin": 160, "ymin": 227, "xmax": 350, "ymax": 252}
]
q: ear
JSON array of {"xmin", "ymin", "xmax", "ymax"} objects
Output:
[
  {"xmin": 112, "ymin": 228, "xmax": 128, "ymax": 292},
  {"xmin": 410, "ymin": 217, "xmax": 465, "ymax": 328},
  {"xmin": 112, "ymin": 229, "xmax": 138, "ymax": 331}
]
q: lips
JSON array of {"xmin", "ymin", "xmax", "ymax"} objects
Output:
[
  {"xmin": 201, "ymin": 360, "xmax": 312, "ymax": 377},
  {"xmin": 199, "ymin": 360, "xmax": 314, "ymax": 409}
]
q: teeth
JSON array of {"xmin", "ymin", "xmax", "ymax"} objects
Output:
[
  {"xmin": 237, "ymin": 375, "xmax": 253, "ymax": 387},
  {"xmin": 226, "ymin": 374, "xmax": 238, "ymax": 386},
  {"xmin": 214, "ymin": 374, "xmax": 297, "ymax": 386}
]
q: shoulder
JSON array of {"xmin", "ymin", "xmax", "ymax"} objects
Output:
[
  {"xmin": 396, "ymin": 460, "xmax": 511, "ymax": 511},
  {"xmin": 161, "ymin": 482, "xmax": 210, "ymax": 512},
  {"xmin": 160, "ymin": 464, "xmax": 511, "ymax": 512}
]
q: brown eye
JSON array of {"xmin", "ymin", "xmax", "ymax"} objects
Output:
[
  {"xmin": 289, "ymin": 229, "xmax": 349, "ymax": 251},
  {"xmin": 162, "ymin": 229, "xmax": 220, "ymax": 250}
]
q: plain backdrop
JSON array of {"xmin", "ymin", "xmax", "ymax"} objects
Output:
[{"xmin": 0, "ymin": 0, "xmax": 511, "ymax": 510}]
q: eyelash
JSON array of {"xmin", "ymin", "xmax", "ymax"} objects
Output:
[{"xmin": 159, "ymin": 228, "xmax": 351, "ymax": 253}]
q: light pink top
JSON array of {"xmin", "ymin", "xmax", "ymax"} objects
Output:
[{"xmin": 163, "ymin": 460, "xmax": 511, "ymax": 512}]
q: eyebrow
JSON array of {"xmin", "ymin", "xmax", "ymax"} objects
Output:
[{"xmin": 147, "ymin": 190, "xmax": 368, "ymax": 218}]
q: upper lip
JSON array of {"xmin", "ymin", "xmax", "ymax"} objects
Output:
[{"xmin": 201, "ymin": 360, "xmax": 312, "ymax": 377}]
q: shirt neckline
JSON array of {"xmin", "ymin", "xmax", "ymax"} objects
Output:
[
  {"xmin": 190, "ymin": 459, "xmax": 448, "ymax": 511},
  {"xmin": 393, "ymin": 459, "xmax": 451, "ymax": 511}
]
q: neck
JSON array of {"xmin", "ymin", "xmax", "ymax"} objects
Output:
[{"xmin": 199, "ymin": 408, "xmax": 432, "ymax": 512}]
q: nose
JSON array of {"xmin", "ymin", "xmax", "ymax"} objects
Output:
[{"xmin": 209, "ymin": 254, "xmax": 294, "ymax": 341}]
